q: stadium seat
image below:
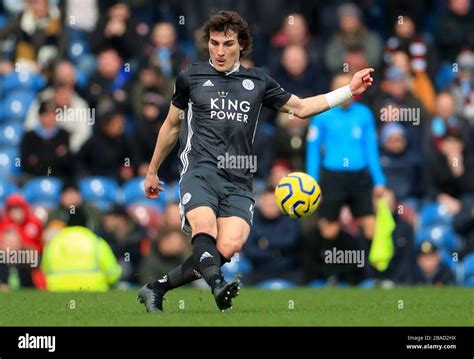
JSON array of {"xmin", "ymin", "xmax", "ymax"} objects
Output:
[
  {"xmin": 256, "ymin": 279, "xmax": 296, "ymax": 290},
  {"xmin": 163, "ymin": 180, "xmax": 181, "ymax": 204},
  {"xmin": 0, "ymin": 123, "xmax": 23, "ymax": 148},
  {"xmin": 0, "ymin": 148, "xmax": 20, "ymax": 178},
  {"xmin": 416, "ymin": 224, "xmax": 461, "ymax": 253},
  {"xmin": 79, "ymin": 176, "xmax": 119, "ymax": 211},
  {"xmin": 122, "ymin": 177, "xmax": 166, "ymax": 211},
  {"xmin": 23, "ymin": 177, "xmax": 62, "ymax": 209},
  {"xmin": 221, "ymin": 255, "xmax": 252, "ymax": 282},
  {"xmin": 308, "ymin": 279, "xmax": 327, "ymax": 288},
  {"xmin": 1, "ymin": 70, "xmax": 46, "ymax": 94},
  {"xmin": 419, "ymin": 202, "xmax": 452, "ymax": 227},
  {"xmin": 0, "ymin": 90, "xmax": 36, "ymax": 122},
  {"xmin": 455, "ymin": 253, "xmax": 474, "ymax": 285},
  {"xmin": 0, "ymin": 179, "xmax": 20, "ymax": 208}
]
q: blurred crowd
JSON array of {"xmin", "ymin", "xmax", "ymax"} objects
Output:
[{"xmin": 1, "ymin": 0, "xmax": 474, "ymax": 291}]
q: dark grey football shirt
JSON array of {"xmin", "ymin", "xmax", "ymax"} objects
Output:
[{"xmin": 172, "ymin": 61, "xmax": 292, "ymax": 192}]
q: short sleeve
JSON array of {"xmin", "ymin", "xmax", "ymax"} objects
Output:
[
  {"xmin": 171, "ymin": 68, "xmax": 190, "ymax": 109},
  {"xmin": 262, "ymin": 74, "xmax": 292, "ymax": 110}
]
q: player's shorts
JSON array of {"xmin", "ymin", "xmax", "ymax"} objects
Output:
[
  {"xmin": 178, "ymin": 167, "xmax": 255, "ymax": 235},
  {"xmin": 318, "ymin": 168, "xmax": 374, "ymax": 221}
]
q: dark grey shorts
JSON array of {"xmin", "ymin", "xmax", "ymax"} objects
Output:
[{"xmin": 178, "ymin": 168, "xmax": 255, "ymax": 235}]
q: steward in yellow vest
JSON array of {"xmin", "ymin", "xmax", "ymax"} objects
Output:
[{"xmin": 41, "ymin": 226, "xmax": 122, "ymax": 291}]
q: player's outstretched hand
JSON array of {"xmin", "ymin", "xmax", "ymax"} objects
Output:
[
  {"xmin": 144, "ymin": 172, "xmax": 165, "ymax": 199},
  {"xmin": 349, "ymin": 68, "xmax": 374, "ymax": 96}
]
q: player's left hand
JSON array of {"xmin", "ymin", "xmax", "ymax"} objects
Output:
[
  {"xmin": 373, "ymin": 185, "xmax": 386, "ymax": 199},
  {"xmin": 349, "ymin": 68, "xmax": 374, "ymax": 96}
]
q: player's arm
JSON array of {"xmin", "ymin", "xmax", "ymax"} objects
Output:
[
  {"xmin": 280, "ymin": 68, "xmax": 374, "ymax": 118},
  {"xmin": 144, "ymin": 104, "xmax": 183, "ymax": 198}
]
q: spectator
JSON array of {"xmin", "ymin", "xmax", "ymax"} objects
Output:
[
  {"xmin": 435, "ymin": 0, "xmax": 474, "ymax": 62},
  {"xmin": 243, "ymin": 185, "xmax": 303, "ymax": 284},
  {"xmin": 139, "ymin": 226, "xmax": 189, "ymax": 286},
  {"xmin": 77, "ymin": 110, "xmax": 134, "ymax": 182},
  {"xmin": 20, "ymin": 100, "xmax": 73, "ymax": 179},
  {"xmin": 0, "ymin": 0, "xmax": 65, "ymax": 73},
  {"xmin": 274, "ymin": 44, "xmax": 328, "ymax": 98},
  {"xmin": 324, "ymin": 3, "xmax": 382, "ymax": 74},
  {"xmin": 430, "ymin": 92, "xmax": 473, "ymax": 149},
  {"xmin": 413, "ymin": 241, "xmax": 455, "ymax": 286},
  {"xmin": 24, "ymin": 61, "xmax": 93, "ymax": 153},
  {"xmin": 379, "ymin": 123, "xmax": 422, "ymax": 204},
  {"xmin": 424, "ymin": 131, "xmax": 474, "ymax": 214},
  {"xmin": 0, "ymin": 226, "xmax": 37, "ymax": 289},
  {"xmin": 86, "ymin": 47, "xmax": 131, "ymax": 112},
  {"xmin": 145, "ymin": 21, "xmax": 190, "ymax": 78},
  {"xmin": 91, "ymin": 2, "xmax": 147, "ymax": 61},
  {"xmin": 132, "ymin": 91, "xmax": 179, "ymax": 181},
  {"xmin": 446, "ymin": 50, "xmax": 474, "ymax": 126},
  {"xmin": 98, "ymin": 205, "xmax": 146, "ymax": 285},
  {"xmin": 269, "ymin": 13, "xmax": 323, "ymax": 75},
  {"xmin": 391, "ymin": 51, "xmax": 436, "ymax": 115},
  {"xmin": 384, "ymin": 14, "xmax": 437, "ymax": 80},
  {"xmin": 0, "ymin": 194, "xmax": 43, "ymax": 252},
  {"xmin": 274, "ymin": 112, "xmax": 308, "ymax": 172},
  {"xmin": 47, "ymin": 180, "xmax": 102, "ymax": 232}
]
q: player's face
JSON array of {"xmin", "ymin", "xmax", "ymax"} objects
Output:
[{"xmin": 208, "ymin": 31, "xmax": 242, "ymax": 72}]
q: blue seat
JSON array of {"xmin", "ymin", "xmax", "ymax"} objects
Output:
[
  {"xmin": 79, "ymin": 176, "xmax": 119, "ymax": 211},
  {"xmin": 221, "ymin": 255, "xmax": 252, "ymax": 282},
  {"xmin": 23, "ymin": 177, "xmax": 62, "ymax": 209},
  {"xmin": 1, "ymin": 71, "xmax": 46, "ymax": 95},
  {"xmin": 0, "ymin": 148, "xmax": 20, "ymax": 179},
  {"xmin": 462, "ymin": 253, "xmax": 474, "ymax": 281},
  {"xmin": 256, "ymin": 279, "xmax": 296, "ymax": 290},
  {"xmin": 122, "ymin": 177, "xmax": 166, "ymax": 210},
  {"xmin": 0, "ymin": 179, "xmax": 20, "ymax": 208},
  {"xmin": 308, "ymin": 279, "xmax": 327, "ymax": 288},
  {"xmin": 163, "ymin": 180, "xmax": 181, "ymax": 204},
  {"xmin": 0, "ymin": 90, "xmax": 36, "ymax": 122},
  {"xmin": 416, "ymin": 224, "xmax": 461, "ymax": 253},
  {"xmin": 0, "ymin": 123, "xmax": 23, "ymax": 148},
  {"xmin": 419, "ymin": 202, "xmax": 452, "ymax": 227}
]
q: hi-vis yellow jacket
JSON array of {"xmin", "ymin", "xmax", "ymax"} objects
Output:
[{"xmin": 41, "ymin": 226, "xmax": 122, "ymax": 292}]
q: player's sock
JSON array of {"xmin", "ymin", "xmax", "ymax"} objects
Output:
[
  {"xmin": 192, "ymin": 232, "xmax": 223, "ymax": 291},
  {"xmin": 149, "ymin": 250, "xmax": 232, "ymax": 291}
]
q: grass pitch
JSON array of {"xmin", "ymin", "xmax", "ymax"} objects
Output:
[{"xmin": 1, "ymin": 287, "xmax": 473, "ymax": 326}]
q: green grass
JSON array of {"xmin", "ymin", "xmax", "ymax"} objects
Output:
[{"xmin": 1, "ymin": 287, "xmax": 473, "ymax": 326}]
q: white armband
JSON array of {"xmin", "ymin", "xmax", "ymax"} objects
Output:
[{"xmin": 324, "ymin": 85, "xmax": 353, "ymax": 108}]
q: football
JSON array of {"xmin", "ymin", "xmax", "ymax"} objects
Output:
[{"xmin": 275, "ymin": 172, "xmax": 322, "ymax": 218}]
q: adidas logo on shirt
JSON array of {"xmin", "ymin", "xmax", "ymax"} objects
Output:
[
  {"xmin": 203, "ymin": 80, "xmax": 214, "ymax": 87},
  {"xmin": 200, "ymin": 251, "xmax": 213, "ymax": 262}
]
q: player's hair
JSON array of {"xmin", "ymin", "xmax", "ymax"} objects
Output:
[{"xmin": 201, "ymin": 10, "xmax": 253, "ymax": 57}]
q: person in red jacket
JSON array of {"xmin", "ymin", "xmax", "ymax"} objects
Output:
[{"xmin": 0, "ymin": 194, "xmax": 43, "ymax": 253}]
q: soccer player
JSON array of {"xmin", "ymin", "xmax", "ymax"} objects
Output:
[{"xmin": 138, "ymin": 10, "xmax": 374, "ymax": 312}]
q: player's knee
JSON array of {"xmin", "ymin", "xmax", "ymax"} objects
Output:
[{"xmin": 217, "ymin": 239, "xmax": 243, "ymax": 258}]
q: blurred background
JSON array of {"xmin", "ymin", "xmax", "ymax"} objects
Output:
[{"xmin": 0, "ymin": 0, "xmax": 474, "ymax": 292}]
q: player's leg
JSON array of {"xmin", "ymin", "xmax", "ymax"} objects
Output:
[
  {"xmin": 216, "ymin": 216, "xmax": 251, "ymax": 260},
  {"xmin": 139, "ymin": 171, "xmax": 221, "ymax": 312}
]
